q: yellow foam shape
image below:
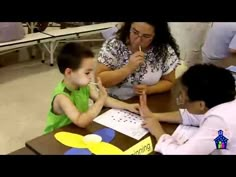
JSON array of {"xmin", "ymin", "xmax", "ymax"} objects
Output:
[
  {"xmin": 88, "ymin": 142, "xmax": 123, "ymax": 155},
  {"xmin": 54, "ymin": 132, "xmax": 87, "ymax": 148}
]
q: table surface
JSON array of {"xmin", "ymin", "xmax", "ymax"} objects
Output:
[
  {"xmin": 8, "ymin": 147, "xmax": 36, "ymax": 155},
  {"xmin": 0, "ymin": 33, "xmax": 51, "ymax": 47},
  {"xmin": 43, "ymin": 22, "xmax": 118, "ymax": 37}
]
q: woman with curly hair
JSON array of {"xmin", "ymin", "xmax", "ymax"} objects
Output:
[{"xmin": 95, "ymin": 22, "xmax": 180, "ymax": 100}]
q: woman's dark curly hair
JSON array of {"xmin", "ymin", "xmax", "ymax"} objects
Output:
[{"xmin": 117, "ymin": 22, "xmax": 180, "ymax": 62}]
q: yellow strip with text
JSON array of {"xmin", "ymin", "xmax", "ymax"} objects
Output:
[{"xmin": 124, "ymin": 136, "xmax": 153, "ymax": 155}]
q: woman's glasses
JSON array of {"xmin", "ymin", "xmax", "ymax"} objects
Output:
[{"xmin": 130, "ymin": 28, "xmax": 154, "ymax": 40}]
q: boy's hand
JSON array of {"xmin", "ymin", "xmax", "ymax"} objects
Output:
[
  {"xmin": 97, "ymin": 77, "xmax": 108, "ymax": 101},
  {"xmin": 139, "ymin": 91, "xmax": 154, "ymax": 118},
  {"xmin": 126, "ymin": 103, "xmax": 140, "ymax": 114},
  {"xmin": 142, "ymin": 118, "xmax": 165, "ymax": 139}
]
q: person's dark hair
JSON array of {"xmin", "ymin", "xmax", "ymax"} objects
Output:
[
  {"xmin": 117, "ymin": 22, "xmax": 180, "ymax": 62},
  {"xmin": 57, "ymin": 42, "xmax": 94, "ymax": 74},
  {"xmin": 181, "ymin": 64, "xmax": 236, "ymax": 109}
]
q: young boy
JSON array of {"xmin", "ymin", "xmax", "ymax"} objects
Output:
[
  {"xmin": 140, "ymin": 64, "xmax": 236, "ymax": 154},
  {"xmin": 44, "ymin": 42, "xmax": 139, "ymax": 134}
]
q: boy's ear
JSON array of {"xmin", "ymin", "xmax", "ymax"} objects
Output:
[
  {"xmin": 65, "ymin": 68, "xmax": 72, "ymax": 76},
  {"xmin": 199, "ymin": 101, "xmax": 207, "ymax": 112}
]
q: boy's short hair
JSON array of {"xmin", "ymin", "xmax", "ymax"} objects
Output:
[
  {"xmin": 57, "ymin": 42, "xmax": 94, "ymax": 74},
  {"xmin": 181, "ymin": 64, "xmax": 236, "ymax": 109}
]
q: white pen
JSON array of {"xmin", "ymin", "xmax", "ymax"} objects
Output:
[
  {"xmin": 89, "ymin": 82, "xmax": 99, "ymax": 85},
  {"xmin": 139, "ymin": 45, "xmax": 142, "ymax": 52}
]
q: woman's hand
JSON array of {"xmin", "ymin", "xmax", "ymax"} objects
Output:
[
  {"xmin": 127, "ymin": 51, "xmax": 145, "ymax": 72},
  {"xmin": 134, "ymin": 84, "xmax": 148, "ymax": 95}
]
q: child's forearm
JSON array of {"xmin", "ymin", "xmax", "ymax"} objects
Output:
[
  {"xmin": 76, "ymin": 98, "xmax": 105, "ymax": 128},
  {"xmin": 104, "ymin": 96, "xmax": 128, "ymax": 109},
  {"xmin": 152, "ymin": 111, "xmax": 182, "ymax": 124}
]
